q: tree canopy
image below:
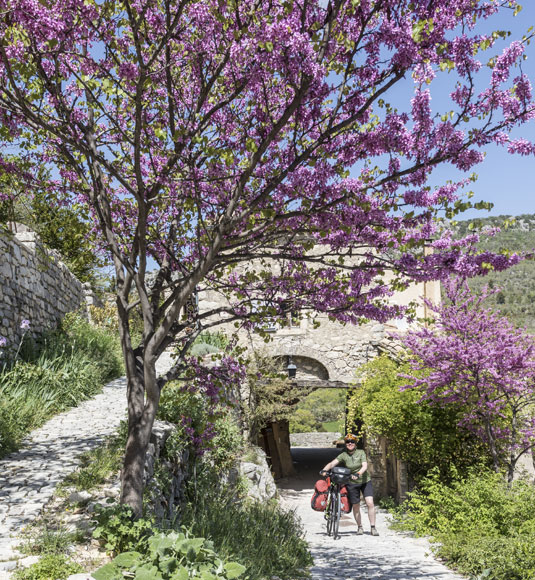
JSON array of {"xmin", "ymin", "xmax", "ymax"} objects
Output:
[{"xmin": 0, "ymin": 0, "xmax": 533, "ymax": 512}]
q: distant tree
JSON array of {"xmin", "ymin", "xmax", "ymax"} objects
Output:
[
  {"xmin": 403, "ymin": 279, "xmax": 535, "ymax": 483},
  {"xmin": 0, "ymin": 160, "xmax": 102, "ymax": 283},
  {"xmin": 290, "ymin": 408, "xmax": 321, "ymax": 434},
  {"xmin": 296, "ymin": 388, "xmax": 345, "ymax": 424}
]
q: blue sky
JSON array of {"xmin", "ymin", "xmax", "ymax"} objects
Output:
[{"xmin": 452, "ymin": 2, "xmax": 535, "ymax": 220}]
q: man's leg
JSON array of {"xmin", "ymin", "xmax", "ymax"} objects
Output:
[
  {"xmin": 364, "ymin": 495, "xmax": 376, "ymax": 526},
  {"xmin": 352, "ymin": 501, "xmax": 362, "ymax": 526},
  {"xmin": 347, "ymin": 484, "xmax": 363, "ymax": 534},
  {"xmin": 362, "ymin": 481, "xmax": 379, "ymax": 535}
]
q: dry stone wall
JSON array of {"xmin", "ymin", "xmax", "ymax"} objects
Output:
[{"xmin": 0, "ymin": 229, "xmax": 90, "ymax": 349}]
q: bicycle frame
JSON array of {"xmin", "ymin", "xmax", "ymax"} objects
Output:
[{"xmin": 320, "ymin": 467, "xmax": 352, "ymax": 539}]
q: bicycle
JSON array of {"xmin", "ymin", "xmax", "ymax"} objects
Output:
[{"xmin": 319, "ymin": 466, "xmax": 352, "ymax": 539}]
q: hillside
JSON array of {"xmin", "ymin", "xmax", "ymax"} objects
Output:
[{"xmin": 452, "ymin": 214, "xmax": 535, "ymax": 332}]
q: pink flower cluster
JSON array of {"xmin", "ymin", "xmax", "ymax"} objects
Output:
[{"xmin": 402, "ymin": 278, "xmax": 535, "ymax": 481}]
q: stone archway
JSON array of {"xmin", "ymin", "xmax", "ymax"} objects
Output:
[{"xmin": 272, "ymin": 352, "xmax": 332, "ymax": 381}]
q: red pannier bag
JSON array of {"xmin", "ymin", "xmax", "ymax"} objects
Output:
[
  {"xmin": 311, "ymin": 478, "xmax": 329, "ymax": 511},
  {"xmin": 340, "ymin": 485, "xmax": 351, "ymax": 513}
]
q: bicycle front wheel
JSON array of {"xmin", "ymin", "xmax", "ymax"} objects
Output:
[
  {"xmin": 331, "ymin": 491, "xmax": 341, "ymax": 539},
  {"xmin": 326, "ymin": 490, "xmax": 336, "ymax": 536}
]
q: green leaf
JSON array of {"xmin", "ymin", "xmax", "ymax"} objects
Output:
[
  {"xmin": 113, "ymin": 551, "xmax": 143, "ymax": 568},
  {"xmin": 159, "ymin": 556, "xmax": 178, "ymax": 575},
  {"xmin": 92, "ymin": 563, "xmax": 122, "ymax": 580},
  {"xmin": 171, "ymin": 565, "xmax": 190, "ymax": 580},
  {"xmin": 245, "ymin": 138, "xmax": 258, "ymax": 153},
  {"xmin": 176, "ymin": 537, "xmax": 204, "ymax": 555},
  {"xmin": 223, "ymin": 562, "xmax": 246, "ymax": 579},
  {"xmin": 134, "ymin": 564, "xmax": 164, "ymax": 580}
]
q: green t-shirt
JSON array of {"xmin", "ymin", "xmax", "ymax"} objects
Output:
[{"xmin": 336, "ymin": 449, "xmax": 370, "ymax": 484}]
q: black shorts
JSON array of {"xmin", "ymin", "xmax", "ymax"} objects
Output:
[{"xmin": 346, "ymin": 480, "xmax": 373, "ymax": 505}]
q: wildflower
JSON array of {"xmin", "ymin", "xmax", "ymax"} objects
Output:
[
  {"xmin": 20, "ymin": 319, "xmax": 30, "ymax": 330},
  {"xmin": 0, "ymin": 337, "xmax": 6, "ymax": 347}
]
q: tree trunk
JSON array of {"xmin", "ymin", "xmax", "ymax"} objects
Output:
[
  {"xmin": 484, "ymin": 416, "xmax": 501, "ymax": 474},
  {"xmin": 120, "ymin": 370, "xmax": 159, "ymax": 517}
]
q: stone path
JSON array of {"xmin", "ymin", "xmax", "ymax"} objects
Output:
[
  {"xmin": 278, "ymin": 447, "xmax": 466, "ymax": 580},
  {"xmin": 0, "ymin": 352, "xmax": 174, "ymax": 570},
  {"xmin": 1, "ymin": 371, "xmax": 466, "ymax": 580}
]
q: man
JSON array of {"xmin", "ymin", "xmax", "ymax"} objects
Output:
[{"xmin": 321, "ymin": 433, "xmax": 378, "ymax": 536}]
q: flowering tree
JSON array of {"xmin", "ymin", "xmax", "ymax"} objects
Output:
[
  {"xmin": 402, "ymin": 279, "xmax": 535, "ymax": 483},
  {"xmin": 0, "ymin": 0, "xmax": 533, "ymax": 513}
]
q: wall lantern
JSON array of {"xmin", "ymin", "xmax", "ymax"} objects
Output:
[{"xmin": 287, "ymin": 356, "xmax": 297, "ymax": 379}]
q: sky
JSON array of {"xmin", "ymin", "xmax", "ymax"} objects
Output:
[{"xmin": 447, "ymin": 2, "xmax": 535, "ymax": 220}]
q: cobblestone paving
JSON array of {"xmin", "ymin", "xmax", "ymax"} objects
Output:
[
  {"xmin": 0, "ymin": 353, "xmax": 174, "ymax": 570},
  {"xmin": 278, "ymin": 447, "xmax": 466, "ymax": 580}
]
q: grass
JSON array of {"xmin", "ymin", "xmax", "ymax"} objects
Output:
[
  {"xmin": 58, "ymin": 425, "xmax": 126, "ymax": 492},
  {"xmin": 179, "ymin": 473, "xmax": 312, "ymax": 580},
  {"xmin": 19, "ymin": 523, "xmax": 86, "ymax": 556},
  {"xmin": 0, "ymin": 313, "xmax": 123, "ymax": 458}
]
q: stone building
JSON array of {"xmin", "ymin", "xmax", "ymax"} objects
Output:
[{"xmin": 199, "ymin": 269, "xmax": 441, "ymax": 500}]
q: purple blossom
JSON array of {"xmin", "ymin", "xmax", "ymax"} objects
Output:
[
  {"xmin": 402, "ymin": 277, "xmax": 535, "ymax": 483},
  {"xmin": 20, "ymin": 320, "xmax": 30, "ymax": 331}
]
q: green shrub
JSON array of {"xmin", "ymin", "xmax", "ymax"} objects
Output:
[
  {"xmin": 348, "ymin": 356, "xmax": 490, "ymax": 483},
  {"xmin": 158, "ymin": 384, "xmax": 208, "ymax": 436},
  {"xmin": 92, "ymin": 530, "xmax": 246, "ymax": 580},
  {"xmin": 179, "ymin": 472, "xmax": 311, "ymax": 580},
  {"xmin": 158, "ymin": 382, "xmax": 244, "ymax": 469},
  {"xmin": 392, "ymin": 468, "xmax": 535, "ymax": 580},
  {"xmin": 0, "ymin": 314, "xmax": 122, "ymax": 458},
  {"xmin": 208, "ymin": 412, "xmax": 245, "ymax": 471},
  {"xmin": 92, "ymin": 503, "xmax": 157, "ymax": 555},
  {"xmin": 437, "ymin": 534, "xmax": 535, "ymax": 579},
  {"xmin": 12, "ymin": 554, "xmax": 83, "ymax": 580}
]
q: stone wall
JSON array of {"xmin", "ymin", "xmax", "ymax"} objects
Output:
[{"xmin": 0, "ymin": 229, "xmax": 91, "ymax": 349}]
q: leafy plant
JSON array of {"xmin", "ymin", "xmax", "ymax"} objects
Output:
[
  {"xmin": 392, "ymin": 468, "xmax": 535, "ymax": 579},
  {"xmin": 180, "ymin": 471, "xmax": 311, "ymax": 580},
  {"xmin": 92, "ymin": 502, "xmax": 157, "ymax": 555},
  {"xmin": 92, "ymin": 530, "xmax": 246, "ymax": 580},
  {"xmin": 12, "ymin": 554, "xmax": 83, "ymax": 580},
  {"xmin": 347, "ymin": 355, "xmax": 489, "ymax": 483}
]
